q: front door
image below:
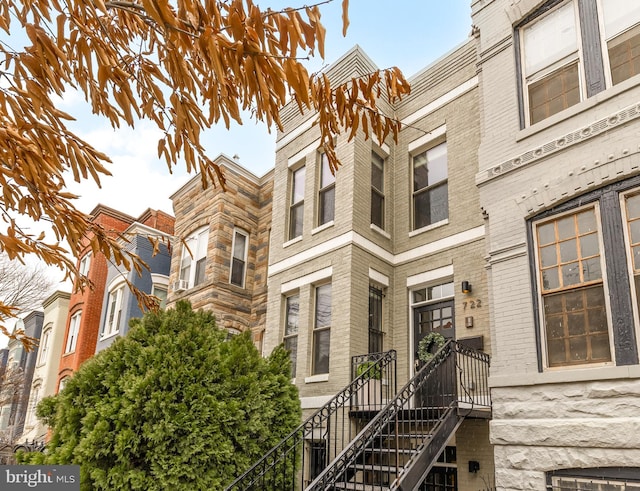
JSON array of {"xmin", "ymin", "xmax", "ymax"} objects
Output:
[{"xmin": 414, "ymin": 300, "xmax": 455, "ymax": 407}]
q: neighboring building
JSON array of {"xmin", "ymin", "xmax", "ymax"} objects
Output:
[
  {"xmin": 260, "ymin": 42, "xmax": 492, "ymax": 489},
  {"xmin": 167, "ymin": 154, "xmax": 273, "ymax": 349},
  {"xmin": 0, "ymin": 311, "xmax": 43, "ymax": 442},
  {"xmin": 56, "ymin": 205, "xmax": 137, "ymax": 391},
  {"xmin": 472, "ymin": 0, "xmax": 640, "ymax": 488},
  {"xmin": 95, "ymin": 210, "xmax": 175, "ymax": 353},
  {"xmin": 20, "ymin": 291, "xmax": 70, "ymax": 443}
]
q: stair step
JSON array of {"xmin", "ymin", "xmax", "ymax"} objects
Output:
[
  {"xmin": 351, "ymin": 463, "xmax": 399, "ymax": 474},
  {"xmin": 332, "ymin": 482, "xmax": 391, "ymax": 490}
]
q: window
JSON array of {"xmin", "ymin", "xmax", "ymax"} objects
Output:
[
  {"xmin": 535, "ymin": 208, "xmax": 611, "ymax": 367},
  {"xmin": 58, "ymin": 376, "xmax": 69, "ymax": 392},
  {"xmin": 519, "ymin": 0, "xmax": 640, "ymax": 126},
  {"xmin": 312, "ymin": 284, "xmax": 332, "ymax": 375},
  {"xmin": 230, "ymin": 229, "xmax": 248, "ymax": 287},
  {"xmin": 413, "ymin": 142, "xmax": 448, "ymax": 230},
  {"xmin": 547, "ymin": 467, "xmax": 640, "ymax": 490},
  {"xmin": 26, "ymin": 383, "xmax": 41, "ymax": 427},
  {"xmin": 289, "ymin": 166, "xmax": 305, "ymax": 239},
  {"xmin": 78, "ymin": 252, "xmax": 91, "ymax": 276},
  {"xmin": 103, "ymin": 285, "xmax": 124, "ymax": 338},
  {"xmin": 65, "ymin": 311, "xmax": 81, "ymax": 353},
  {"xmin": 283, "ymin": 294, "xmax": 299, "ymax": 378},
  {"xmin": 37, "ymin": 327, "xmax": 51, "ymax": 365},
  {"xmin": 179, "ymin": 227, "xmax": 209, "ymax": 288},
  {"xmin": 369, "ymin": 286, "xmax": 384, "ymax": 353},
  {"xmin": 371, "ymin": 152, "xmax": 385, "ymax": 229},
  {"xmin": 625, "ymin": 193, "xmax": 640, "ymax": 320},
  {"xmin": 318, "ymin": 153, "xmax": 335, "ymax": 226},
  {"xmin": 152, "ymin": 285, "xmax": 168, "ymax": 309}
]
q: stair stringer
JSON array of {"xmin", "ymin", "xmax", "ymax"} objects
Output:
[{"xmin": 393, "ymin": 407, "xmax": 464, "ymax": 491}]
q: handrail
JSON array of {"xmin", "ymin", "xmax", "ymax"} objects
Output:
[
  {"xmin": 306, "ymin": 341, "xmax": 491, "ymax": 490},
  {"xmin": 225, "ymin": 350, "xmax": 397, "ymax": 491}
]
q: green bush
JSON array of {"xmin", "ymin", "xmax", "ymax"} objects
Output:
[
  {"xmin": 356, "ymin": 361, "xmax": 382, "ymax": 380},
  {"xmin": 20, "ymin": 301, "xmax": 301, "ymax": 490}
]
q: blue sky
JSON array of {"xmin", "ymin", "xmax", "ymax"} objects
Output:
[
  {"xmin": 62, "ymin": 1, "xmax": 474, "ymax": 217},
  {"xmin": 1, "ymin": 2, "xmax": 472, "ymax": 347}
]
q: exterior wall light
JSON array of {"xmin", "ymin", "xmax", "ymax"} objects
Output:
[{"xmin": 461, "ymin": 281, "xmax": 472, "ymax": 294}]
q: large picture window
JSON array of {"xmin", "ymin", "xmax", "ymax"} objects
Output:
[
  {"xmin": 179, "ymin": 226, "xmax": 209, "ymax": 288},
  {"xmin": 318, "ymin": 153, "xmax": 335, "ymax": 226},
  {"xmin": 283, "ymin": 294, "xmax": 299, "ymax": 378},
  {"xmin": 519, "ymin": 0, "xmax": 640, "ymax": 126},
  {"xmin": 413, "ymin": 142, "xmax": 448, "ymax": 230},
  {"xmin": 313, "ymin": 284, "xmax": 332, "ymax": 375},
  {"xmin": 289, "ymin": 166, "xmax": 305, "ymax": 240}
]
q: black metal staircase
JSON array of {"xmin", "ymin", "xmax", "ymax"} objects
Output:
[
  {"xmin": 225, "ymin": 350, "xmax": 398, "ymax": 491},
  {"xmin": 225, "ymin": 342, "xmax": 490, "ymax": 491},
  {"xmin": 307, "ymin": 341, "xmax": 491, "ymax": 491}
]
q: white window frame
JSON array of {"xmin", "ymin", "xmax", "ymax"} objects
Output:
[
  {"xmin": 78, "ymin": 252, "xmax": 91, "ymax": 276},
  {"xmin": 312, "ymin": 283, "xmax": 332, "ymax": 375},
  {"xmin": 229, "ymin": 228, "xmax": 249, "ymax": 288},
  {"xmin": 289, "ymin": 165, "xmax": 306, "ymax": 240},
  {"xmin": 371, "ymin": 152, "xmax": 385, "ymax": 230},
  {"xmin": 318, "ymin": 153, "xmax": 335, "ymax": 227},
  {"xmin": 37, "ymin": 326, "xmax": 51, "ymax": 366},
  {"xmin": 65, "ymin": 311, "xmax": 81, "ymax": 353},
  {"xmin": 179, "ymin": 226, "xmax": 209, "ymax": 288},
  {"xmin": 283, "ymin": 293, "xmax": 300, "ymax": 379},
  {"xmin": 411, "ymin": 140, "xmax": 449, "ymax": 231},
  {"xmin": 102, "ymin": 284, "xmax": 124, "ymax": 338}
]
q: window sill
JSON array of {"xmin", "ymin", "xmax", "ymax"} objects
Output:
[
  {"xmin": 370, "ymin": 224, "xmax": 391, "ymax": 239},
  {"xmin": 312, "ymin": 221, "xmax": 334, "ymax": 235},
  {"xmin": 409, "ymin": 219, "xmax": 448, "ymax": 237},
  {"xmin": 517, "ymin": 74, "xmax": 640, "ymax": 142},
  {"xmin": 305, "ymin": 373, "xmax": 329, "ymax": 384},
  {"xmin": 489, "ymin": 362, "xmax": 639, "ymax": 388},
  {"xmin": 283, "ymin": 236, "xmax": 303, "ymax": 248},
  {"xmin": 100, "ymin": 332, "xmax": 120, "ymax": 341}
]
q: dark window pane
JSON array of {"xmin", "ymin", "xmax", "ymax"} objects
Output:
[
  {"xmin": 371, "ymin": 190, "xmax": 384, "ymax": 229},
  {"xmin": 313, "ymin": 329, "xmax": 330, "ymax": 374},
  {"xmin": 319, "ymin": 186, "xmax": 335, "ymax": 225},
  {"xmin": 315, "ymin": 284, "xmax": 332, "ymax": 327},
  {"xmin": 528, "ymin": 63, "xmax": 580, "ymax": 124},
  {"xmin": 580, "ymin": 234, "xmax": 599, "ymax": 258},
  {"xmin": 540, "ymin": 244, "xmax": 558, "ymax": 268},
  {"xmin": 371, "ymin": 153, "xmax": 384, "ymax": 191},
  {"xmin": 289, "ymin": 202, "xmax": 304, "ymax": 239},
  {"xmin": 538, "ymin": 222, "xmax": 556, "ymax": 245},
  {"xmin": 414, "ymin": 182, "xmax": 448, "ymax": 229},
  {"xmin": 284, "ymin": 336, "xmax": 298, "ymax": 377},
  {"xmin": 559, "ymin": 238, "xmax": 578, "ymax": 263},
  {"xmin": 608, "ymin": 26, "xmax": 640, "ymax": 85},
  {"xmin": 194, "ymin": 257, "xmax": 206, "ymax": 286},
  {"xmin": 230, "ymin": 258, "xmax": 245, "ymax": 286},
  {"xmin": 285, "ymin": 295, "xmax": 299, "ymax": 335}
]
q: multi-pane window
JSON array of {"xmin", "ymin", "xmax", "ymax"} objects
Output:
[
  {"xmin": 601, "ymin": 0, "xmax": 640, "ymax": 85},
  {"xmin": 318, "ymin": 153, "xmax": 335, "ymax": 226},
  {"xmin": 65, "ymin": 311, "xmax": 81, "ymax": 353},
  {"xmin": 535, "ymin": 208, "xmax": 611, "ymax": 367},
  {"xmin": 368, "ymin": 286, "xmax": 384, "ymax": 353},
  {"xmin": 371, "ymin": 152, "xmax": 385, "ymax": 229},
  {"xmin": 103, "ymin": 286, "xmax": 124, "ymax": 338},
  {"xmin": 624, "ymin": 193, "xmax": 640, "ymax": 321},
  {"xmin": 37, "ymin": 327, "xmax": 51, "ymax": 365},
  {"xmin": 313, "ymin": 284, "xmax": 332, "ymax": 375},
  {"xmin": 230, "ymin": 229, "xmax": 248, "ymax": 287},
  {"xmin": 78, "ymin": 252, "xmax": 91, "ymax": 276},
  {"xmin": 26, "ymin": 383, "xmax": 41, "ymax": 427},
  {"xmin": 520, "ymin": 0, "xmax": 640, "ymax": 126},
  {"xmin": 289, "ymin": 166, "xmax": 305, "ymax": 239},
  {"xmin": 283, "ymin": 294, "xmax": 299, "ymax": 378},
  {"xmin": 413, "ymin": 142, "xmax": 448, "ymax": 230},
  {"xmin": 179, "ymin": 227, "xmax": 209, "ymax": 288}
]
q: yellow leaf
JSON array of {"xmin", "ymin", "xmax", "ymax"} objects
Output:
[{"xmin": 342, "ymin": 0, "xmax": 350, "ymax": 37}]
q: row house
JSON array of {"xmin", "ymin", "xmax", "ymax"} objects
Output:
[
  {"xmin": 0, "ymin": 311, "xmax": 43, "ymax": 443},
  {"xmin": 472, "ymin": 0, "xmax": 640, "ymax": 488},
  {"xmin": 254, "ymin": 42, "xmax": 493, "ymax": 490},
  {"xmin": 167, "ymin": 154, "xmax": 273, "ymax": 347}
]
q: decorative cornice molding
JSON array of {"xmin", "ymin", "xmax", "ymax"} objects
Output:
[{"xmin": 479, "ymin": 101, "xmax": 640, "ymax": 184}]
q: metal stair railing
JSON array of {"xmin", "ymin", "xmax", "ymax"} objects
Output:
[
  {"xmin": 306, "ymin": 340, "xmax": 491, "ymax": 491},
  {"xmin": 225, "ymin": 350, "xmax": 397, "ymax": 491}
]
